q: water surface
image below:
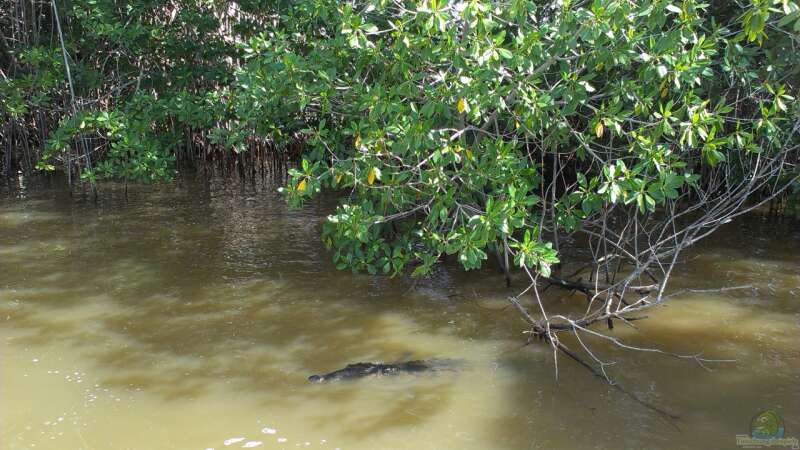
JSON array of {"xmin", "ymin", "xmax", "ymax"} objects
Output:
[{"xmin": 1, "ymin": 177, "xmax": 798, "ymax": 449}]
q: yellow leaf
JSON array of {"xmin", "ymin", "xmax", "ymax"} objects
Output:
[
  {"xmin": 595, "ymin": 121, "xmax": 604, "ymax": 138},
  {"xmin": 367, "ymin": 167, "xmax": 376, "ymax": 185},
  {"xmin": 335, "ymin": 173, "xmax": 343, "ymax": 184},
  {"xmin": 515, "ymin": 120, "xmax": 520, "ymax": 129},
  {"xmin": 297, "ymin": 179, "xmax": 307, "ymax": 192},
  {"xmin": 660, "ymin": 87, "xmax": 668, "ymax": 98},
  {"xmin": 457, "ymin": 97, "xmax": 466, "ymax": 114},
  {"xmin": 466, "ymin": 149, "xmax": 474, "ymax": 160},
  {"xmin": 354, "ymin": 134, "xmax": 362, "ymax": 148}
]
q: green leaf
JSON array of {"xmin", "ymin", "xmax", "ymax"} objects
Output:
[{"xmin": 497, "ymin": 48, "xmax": 513, "ymax": 59}]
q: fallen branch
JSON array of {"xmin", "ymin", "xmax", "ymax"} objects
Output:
[{"xmin": 508, "ymin": 296, "xmax": 681, "ymax": 426}]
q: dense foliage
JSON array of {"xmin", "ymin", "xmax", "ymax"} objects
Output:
[
  {"xmin": 2, "ymin": 0, "xmax": 799, "ymax": 282},
  {"xmin": 3, "ymin": 0, "xmax": 251, "ymax": 180},
  {"xmin": 271, "ymin": 0, "xmax": 800, "ymax": 278}
]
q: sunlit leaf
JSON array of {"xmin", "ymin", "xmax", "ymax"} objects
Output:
[
  {"xmin": 595, "ymin": 121, "xmax": 604, "ymax": 138},
  {"xmin": 457, "ymin": 97, "xmax": 467, "ymax": 114}
]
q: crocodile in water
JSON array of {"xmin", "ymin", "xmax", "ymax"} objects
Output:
[{"xmin": 308, "ymin": 359, "xmax": 454, "ymax": 382}]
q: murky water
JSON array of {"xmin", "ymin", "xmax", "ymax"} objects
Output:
[{"xmin": 1, "ymin": 177, "xmax": 799, "ymax": 450}]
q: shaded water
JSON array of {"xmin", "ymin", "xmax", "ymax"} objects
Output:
[{"xmin": 1, "ymin": 177, "xmax": 799, "ymax": 450}]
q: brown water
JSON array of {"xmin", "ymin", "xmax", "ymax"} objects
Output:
[{"xmin": 1, "ymin": 177, "xmax": 799, "ymax": 450}]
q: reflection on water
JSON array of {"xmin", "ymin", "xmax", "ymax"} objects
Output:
[{"xmin": 1, "ymin": 177, "xmax": 799, "ymax": 450}]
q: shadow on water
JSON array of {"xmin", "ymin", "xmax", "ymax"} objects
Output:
[{"xmin": 1, "ymin": 175, "xmax": 799, "ymax": 449}]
